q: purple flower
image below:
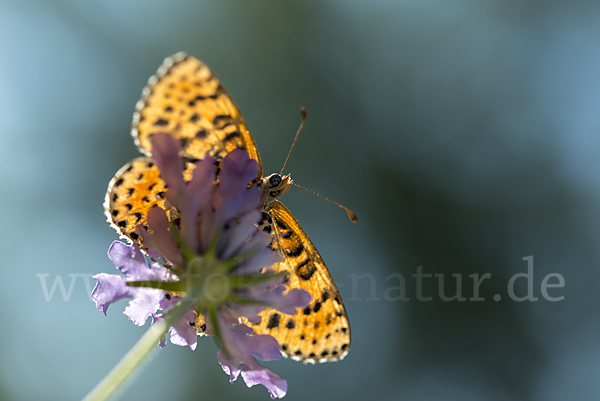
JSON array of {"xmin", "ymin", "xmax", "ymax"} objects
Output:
[{"xmin": 94, "ymin": 133, "xmax": 311, "ymax": 398}]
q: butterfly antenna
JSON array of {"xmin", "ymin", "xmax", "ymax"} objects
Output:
[
  {"xmin": 280, "ymin": 107, "xmax": 307, "ymax": 175},
  {"xmin": 291, "ymin": 182, "xmax": 358, "ymax": 223}
]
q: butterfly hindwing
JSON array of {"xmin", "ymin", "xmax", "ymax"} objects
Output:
[{"xmin": 104, "ymin": 156, "xmax": 197, "ymax": 245}]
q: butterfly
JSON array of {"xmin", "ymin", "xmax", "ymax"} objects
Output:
[{"xmin": 104, "ymin": 53, "xmax": 351, "ymax": 364}]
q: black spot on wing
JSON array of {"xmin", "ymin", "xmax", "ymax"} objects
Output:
[
  {"xmin": 223, "ymin": 131, "xmax": 241, "ymax": 143},
  {"xmin": 286, "ymin": 243, "xmax": 304, "ymax": 258},
  {"xmin": 266, "ymin": 313, "xmax": 280, "ymax": 329},
  {"xmin": 260, "ymin": 211, "xmax": 272, "ymax": 224},
  {"xmin": 275, "ymin": 219, "xmax": 287, "ymax": 231},
  {"xmin": 296, "ymin": 258, "xmax": 315, "ymax": 281},
  {"xmin": 213, "ymin": 114, "xmax": 233, "ymax": 129}
]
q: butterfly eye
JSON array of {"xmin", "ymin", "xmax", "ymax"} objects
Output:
[{"xmin": 269, "ymin": 174, "xmax": 282, "ymax": 188}]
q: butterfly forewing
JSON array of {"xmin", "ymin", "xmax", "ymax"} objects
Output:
[
  {"xmin": 246, "ymin": 200, "xmax": 351, "ymax": 364},
  {"xmin": 132, "ymin": 52, "xmax": 262, "ymax": 180}
]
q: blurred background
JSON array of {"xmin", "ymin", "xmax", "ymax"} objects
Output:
[{"xmin": 2, "ymin": 0, "xmax": 600, "ymax": 400}]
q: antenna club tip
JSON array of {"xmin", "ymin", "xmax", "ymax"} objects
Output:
[
  {"xmin": 300, "ymin": 107, "xmax": 307, "ymax": 118},
  {"xmin": 348, "ymin": 211, "xmax": 358, "ymax": 223}
]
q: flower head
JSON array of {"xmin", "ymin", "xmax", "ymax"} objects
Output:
[{"xmin": 93, "ymin": 133, "xmax": 311, "ymax": 398}]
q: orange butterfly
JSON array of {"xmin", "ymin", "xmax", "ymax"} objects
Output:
[{"xmin": 104, "ymin": 53, "xmax": 352, "ymax": 363}]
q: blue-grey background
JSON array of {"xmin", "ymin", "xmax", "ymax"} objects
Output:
[{"xmin": 2, "ymin": 1, "xmax": 600, "ymax": 400}]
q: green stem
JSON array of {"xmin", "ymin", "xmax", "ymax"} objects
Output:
[{"xmin": 82, "ymin": 300, "xmax": 194, "ymax": 401}]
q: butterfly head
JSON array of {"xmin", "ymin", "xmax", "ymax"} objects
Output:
[{"xmin": 261, "ymin": 173, "xmax": 292, "ymax": 205}]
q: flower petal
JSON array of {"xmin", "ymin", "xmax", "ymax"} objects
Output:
[
  {"xmin": 139, "ymin": 207, "xmax": 184, "ymax": 266},
  {"xmin": 253, "ymin": 286, "xmax": 312, "ymax": 316},
  {"xmin": 151, "ymin": 133, "xmax": 186, "ymax": 210},
  {"xmin": 219, "ymin": 210, "xmax": 261, "ymax": 260},
  {"xmin": 222, "ymin": 187, "xmax": 262, "ymax": 222},
  {"xmin": 186, "ymin": 156, "xmax": 215, "ymax": 214},
  {"xmin": 217, "ymin": 349, "xmax": 241, "ymax": 382},
  {"xmin": 169, "ymin": 308, "xmax": 198, "ymax": 350},
  {"xmin": 108, "ymin": 241, "xmax": 153, "ymax": 280},
  {"xmin": 215, "ymin": 319, "xmax": 284, "ymax": 364},
  {"xmin": 91, "ymin": 273, "xmax": 135, "ymax": 314},
  {"xmin": 181, "ymin": 156, "xmax": 215, "ymax": 249},
  {"xmin": 241, "ymin": 331, "xmax": 282, "ymax": 362},
  {"xmin": 215, "ymin": 321, "xmax": 287, "ymax": 398},
  {"xmin": 233, "ymin": 246, "xmax": 280, "ymax": 276},
  {"xmin": 124, "ymin": 288, "xmax": 165, "ymax": 326},
  {"xmin": 219, "ymin": 149, "xmax": 259, "ymax": 200},
  {"xmin": 241, "ymin": 368, "xmax": 287, "ymax": 399}
]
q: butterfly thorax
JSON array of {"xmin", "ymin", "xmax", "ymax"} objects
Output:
[{"xmin": 260, "ymin": 173, "xmax": 292, "ymax": 207}]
